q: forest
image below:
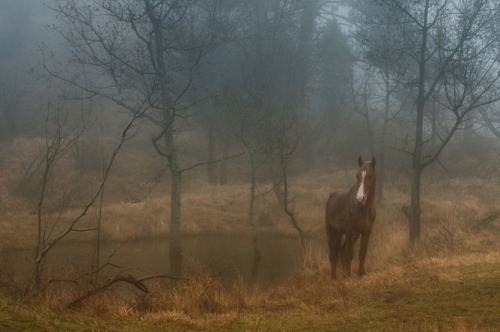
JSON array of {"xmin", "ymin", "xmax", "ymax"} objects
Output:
[{"xmin": 0, "ymin": 0, "xmax": 499, "ymax": 330}]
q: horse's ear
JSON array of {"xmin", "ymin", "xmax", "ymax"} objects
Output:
[
  {"xmin": 358, "ymin": 156, "xmax": 363, "ymax": 167},
  {"xmin": 371, "ymin": 157, "xmax": 376, "ymax": 167}
]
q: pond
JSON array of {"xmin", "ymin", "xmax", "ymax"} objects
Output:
[{"xmin": 1, "ymin": 235, "xmax": 327, "ymax": 286}]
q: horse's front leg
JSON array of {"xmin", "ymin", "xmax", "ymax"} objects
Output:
[
  {"xmin": 344, "ymin": 232, "xmax": 360, "ymax": 278},
  {"xmin": 358, "ymin": 231, "xmax": 371, "ymax": 277}
]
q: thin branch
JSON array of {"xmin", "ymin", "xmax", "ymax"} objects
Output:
[
  {"xmin": 479, "ymin": 109, "xmax": 500, "ymax": 138},
  {"xmin": 180, "ymin": 152, "xmax": 245, "ymax": 173}
]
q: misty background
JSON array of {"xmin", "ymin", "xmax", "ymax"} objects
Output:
[{"xmin": 0, "ymin": 0, "xmax": 499, "ymax": 295}]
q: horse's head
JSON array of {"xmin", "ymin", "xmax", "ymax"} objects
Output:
[{"xmin": 355, "ymin": 156, "xmax": 376, "ymax": 205}]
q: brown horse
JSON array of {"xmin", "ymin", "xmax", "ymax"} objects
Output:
[{"xmin": 325, "ymin": 156, "xmax": 376, "ymax": 279}]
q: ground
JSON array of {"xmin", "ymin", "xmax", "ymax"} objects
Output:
[{"xmin": 1, "ymin": 252, "xmax": 499, "ymax": 331}]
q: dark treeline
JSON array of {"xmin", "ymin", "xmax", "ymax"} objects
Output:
[{"xmin": 1, "ymin": 0, "xmax": 500, "ymax": 294}]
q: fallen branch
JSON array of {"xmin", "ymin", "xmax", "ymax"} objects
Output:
[{"xmin": 67, "ymin": 273, "xmax": 184, "ymax": 309}]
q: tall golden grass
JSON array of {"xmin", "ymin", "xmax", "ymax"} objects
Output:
[{"xmin": 1, "ymin": 150, "xmax": 499, "ymax": 255}]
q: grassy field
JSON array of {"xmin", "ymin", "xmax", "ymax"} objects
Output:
[{"xmin": 0, "ymin": 252, "xmax": 499, "ymax": 331}]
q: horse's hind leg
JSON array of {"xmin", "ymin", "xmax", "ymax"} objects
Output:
[
  {"xmin": 340, "ymin": 235, "xmax": 346, "ymax": 273},
  {"xmin": 358, "ymin": 232, "xmax": 371, "ymax": 277},
  {"xmin": 327, "ymin": 228, "xmax": 341, "ymax": 280}
]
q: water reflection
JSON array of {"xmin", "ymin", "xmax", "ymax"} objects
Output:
[{"xmin": 1, "ymin": 235, "xmax": 326, "ymax": 286}]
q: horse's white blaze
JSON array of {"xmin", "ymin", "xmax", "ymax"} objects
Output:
[{"xmin": 356, "ymin": 171, "xmax": 366, "ymax": 203}]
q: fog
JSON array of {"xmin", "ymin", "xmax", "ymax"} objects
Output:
[
  {"xmin": 0, "ymin": 1, "xmax": 57, "ymax": 70},
  {"xmin": 0, "ymin": 0, "xmax": 499, "ymax": 318}
]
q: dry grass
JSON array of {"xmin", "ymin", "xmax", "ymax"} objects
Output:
[
  {"xmin": 19, "ymin": 250, "xmax": 497, "ymax": 331},
  {"xmin": 1, "ymin": 138, "xmax": 500, "ymax": 330},
  {"xmin": 1, "ymin": 133, "xmax": 498, "ymax": 248},
  {"xmin": 1, "ymin": 163, "xmax": 499, "ymax": 260}
]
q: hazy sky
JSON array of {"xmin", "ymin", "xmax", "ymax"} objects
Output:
[{"xmin": 0, "ymin": 0, "xmax": 57, "ymax": 76}]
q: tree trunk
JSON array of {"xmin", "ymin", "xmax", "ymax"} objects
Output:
[
  {"xmin": 409, "ymin": 162, "xmax": 422, "ymax": 242},
  {"xmin": 207, "ymin": 118, "xmax": 216, "ymax": 184},
  {"xmin": 271, "ymin": 156, "xmax": 284, "ymax": 205},
  {"xmin": 219, "ymin": 140, "xmax": 229, "ymax": 185},
  {"xmin": 407, "ymin": 2, "xmax": 429, "ymax": 244},
  {"xmin": 378, "ymin": 74, "xmax": 391, "ymax": 201},
  {"xmin": 145, "ymin": 0, "xmax": 183, "ymax": 276},
  {"xmin": 408, "ymin": 85, "xmax": 425, "ymax": 243},
  {"xmin": 248, "ymin": 151, "xmax": 261, "ymax": 281},
  {"xmin": 280, "ymin": 155, "xmax": 305, "ymax": 246},
  {"xmin": 165, "ymin": 129, "xmax": 183, "ymax": 276}
]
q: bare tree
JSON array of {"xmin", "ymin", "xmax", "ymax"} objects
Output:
[
  {"xmin": 313, "ymin": 18, "xmax": 354, "ymax": 167},
  {"xmin": 211, "ymin": 0, "xmax": 321, "ymax": 277},
  {"xmin": 25, "ymin": 94, "xmax": 88, "ymax": 292},
  {"xmin": 264, "ymin": 107, "xmax": 305, "ymax": 245},
  {"xmin": 351, "ymin": 0, "xmax": 500, "ymax": 243},
  {"xmin": 351, "ymin": 1, "xmax": 411, "ymax": 200},
  {"xmin": 21, "ymin": 89, "xmax": 143, "ymax": 296},
  {"xmin": 48, "ymin": 0, "xmax": 222, "ymax": 275}
]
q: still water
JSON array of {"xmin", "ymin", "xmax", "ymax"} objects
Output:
[{"xmin": 3, "ymin": 235, "xmax": 326, "ymax": 285}]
